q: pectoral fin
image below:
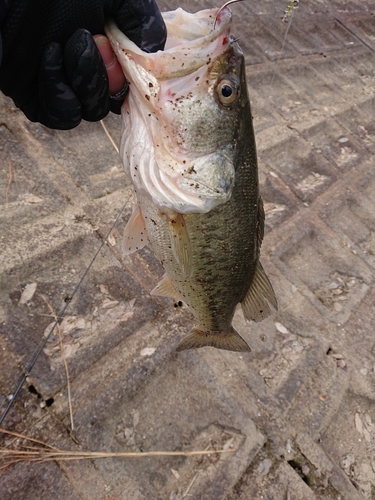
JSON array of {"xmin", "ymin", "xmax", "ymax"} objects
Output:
[
  {"xmin": 122, "ymin": 204, "xmax": 148, "ymax": 255},
  {"xmin": 241, "ymin": 261, "xmax": 278, "ymax": 322},
  {"xmin": 166, "ymin": 212, "xmax": 192, "ymax": 277},
  {"xmin": 176, "ymin": 326, "xmax": 251, "ymax": 352},
  {"xmin": 150, "ymin": 274, "xmax": 181, "ymax": 302}
]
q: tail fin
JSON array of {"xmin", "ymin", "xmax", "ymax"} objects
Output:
[{"xmin": 176, "ymin": 326, "xmax": 251, "ymax": 352}]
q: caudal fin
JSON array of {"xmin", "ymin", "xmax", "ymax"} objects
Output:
[{"xmin": 176, "ymin": 326, "xmax": 251, "ymax": 352}]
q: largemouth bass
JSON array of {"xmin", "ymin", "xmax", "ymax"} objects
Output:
[{"xmin": 106, "ymin": 6, "xmax": 277, "ymax": 352}]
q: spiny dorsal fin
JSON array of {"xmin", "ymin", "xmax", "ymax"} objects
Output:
[
  {"xmin": 166, "ymin": 212, "xmax": 193, "ymax": 277},
  {"xmin": 122, "ymin": 204, "xmax": 148, "ymax": 255},
  {"xmin": 241, "ymin": 261, "xmax": 278, "ymax": 322},
  {"xmin": 150, "ymin": 274, "xmax": 181, "ymax": 302},
  {"xmin": 176, "ymin": 326, "xmax": 251, "ymax": 352}
]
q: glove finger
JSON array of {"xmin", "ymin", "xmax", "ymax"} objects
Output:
[
  {"xmin": 64, "ymin": 29, "xmax": 110, "ymax": 122},
  {"xmin": 114, "ymin": 0, "xmax": 167, "ymax": 53},
  {"xmin": 38, "ymin": 42, "xmax": 82, "ymax": 129}
]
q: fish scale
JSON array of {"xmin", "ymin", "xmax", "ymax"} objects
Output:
[
  {"xmin": 106, "ymin": 6, "xmax": 277, "ymax": 351},
  {"xmin": 139, "ymin": 75, "xmax": 258, "ymax": 340}
]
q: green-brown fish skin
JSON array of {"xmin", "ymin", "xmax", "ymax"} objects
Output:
[
  {"xmin": 138, "ymin": 40, "xmax": 277, "ymax": 352},
  {"xmin": 107, "ymin": 7, "xmax": 278, "ymax": 351}
]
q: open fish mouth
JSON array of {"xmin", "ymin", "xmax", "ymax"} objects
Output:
[
  {"xmin": 106, "ymin": 7, "xmax": 241, "ymax": 214},
  {"xmin": 107, "ymin": 8, "xmax": 232, "ymax": 80}
]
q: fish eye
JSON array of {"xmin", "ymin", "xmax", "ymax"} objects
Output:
[
  {"xmin": 216, "ymin": 77, "xmax": 239, "ymax": 105},
  {"xmin": 221, "ymin": 84, "xmax": 233, "ymax": 97}
]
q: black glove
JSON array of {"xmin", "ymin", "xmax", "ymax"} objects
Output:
[{"xmin": 0, "ymin": 0, "xmax": 166, "ymax": 129}]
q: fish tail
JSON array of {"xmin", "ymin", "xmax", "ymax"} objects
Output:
[{"xmin": 176, "ymin": 326, "xmax": 251, "ymax": 352}]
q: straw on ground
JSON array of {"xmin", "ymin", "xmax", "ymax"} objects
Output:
[{"xmin": 0, "ymin": 428, "xmax": 237, "ymax": 470}]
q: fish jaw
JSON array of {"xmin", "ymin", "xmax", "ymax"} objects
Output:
[
  {"xmin": 106, "ymin": 8, "xmax": 240, "ymax": 213},
  {"xmin": 106, "ymin": 8, "xmax": 232, "ymax": 81}
]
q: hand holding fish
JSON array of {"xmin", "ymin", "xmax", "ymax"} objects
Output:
[{"xmin": 0, "ymin": 0, "xmax": 166, "ymax": 129}]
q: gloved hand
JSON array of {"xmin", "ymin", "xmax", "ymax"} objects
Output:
[{"xmin": 0, "ymin": 0, "xmax": 166, "ymax": 129}]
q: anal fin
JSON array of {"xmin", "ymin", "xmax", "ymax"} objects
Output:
[
  {"xmin": 122, "ymin": 204, "xmax": 148, "ymax": 255},
  {"xmin": 150, "ymin": 274, "xmax": 181, "ymax": 302},
  {"xmin": 176, "ymin": 326, "xmax": 251, "ymax": 352},
  {"xmin": 241, "ymin": 261, "xmax": 278, "ymax": 322}
]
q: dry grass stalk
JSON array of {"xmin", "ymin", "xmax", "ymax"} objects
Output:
[
  {"xmin": 41, "ymin": 295, "xmax": 74, "ymax": 431},
  {"xmin": 100, "ymin": 119, "xmax": 119, "ymax": 155},
  {"xmin": 182, "ymin": 471, "xmax": 200, "ymax": 498},
  {"xmin": 181, "ymin": 442, "xmax": 212, "ymax": 497},
  {"xmin": 0, "ymin": 428, "xmax": 236, "ymax": 470},
  {"xmin": 5, "ymin": 160, "xmax": 13, "ymax": 208}
]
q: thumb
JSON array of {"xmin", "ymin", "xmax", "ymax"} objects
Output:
[{"xmin": 93, "ymin": 35, "xmax": 126, "ymax": 96}]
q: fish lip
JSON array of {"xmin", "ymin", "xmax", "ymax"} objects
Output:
[
  {"xmin": 107, "ymin": 7, "xmax": 232, "ymax": 52},
  {"xmin": 105, "ymin": 8, "xmax": 232, "ymax": 83}
]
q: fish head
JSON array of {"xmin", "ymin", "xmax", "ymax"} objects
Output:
[{"xmin": 106, "ymin": 7, "xmax": 250, "ymax": 214}]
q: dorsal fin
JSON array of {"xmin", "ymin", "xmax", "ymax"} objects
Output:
[
  {"xmin": 241, "ymin": 261, "xmax": 278, "ymax": 322},
  {"xmin": 122, "ymin": 204, "xmax": 148, "ymax": 255}
]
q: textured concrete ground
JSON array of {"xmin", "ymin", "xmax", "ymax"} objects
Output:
[{"xmin": 1, "ymin": 0, "xmax": 375, "ymax": 498}]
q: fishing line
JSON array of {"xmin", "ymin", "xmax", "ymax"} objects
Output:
[
  {"xmin": 268, "ymin": 1, "xmax": 299, "ymax": 97},
  {"xmin": 0, "ymin": 195, "xmax": 131, "ymax": 425}
]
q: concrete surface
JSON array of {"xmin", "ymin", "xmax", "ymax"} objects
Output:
[{"xmin": 1, "ymin": 0, "xmax": 375, "ymax": 498}]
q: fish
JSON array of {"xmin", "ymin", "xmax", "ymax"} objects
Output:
[{"xmin": 105, "ymin": 6, "xmax": 277, "ymax": 352}]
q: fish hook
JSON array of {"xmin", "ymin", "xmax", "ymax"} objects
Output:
[{"xmin": 214, "ymin": 0, "xmax": 245, "ymax": 30}]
